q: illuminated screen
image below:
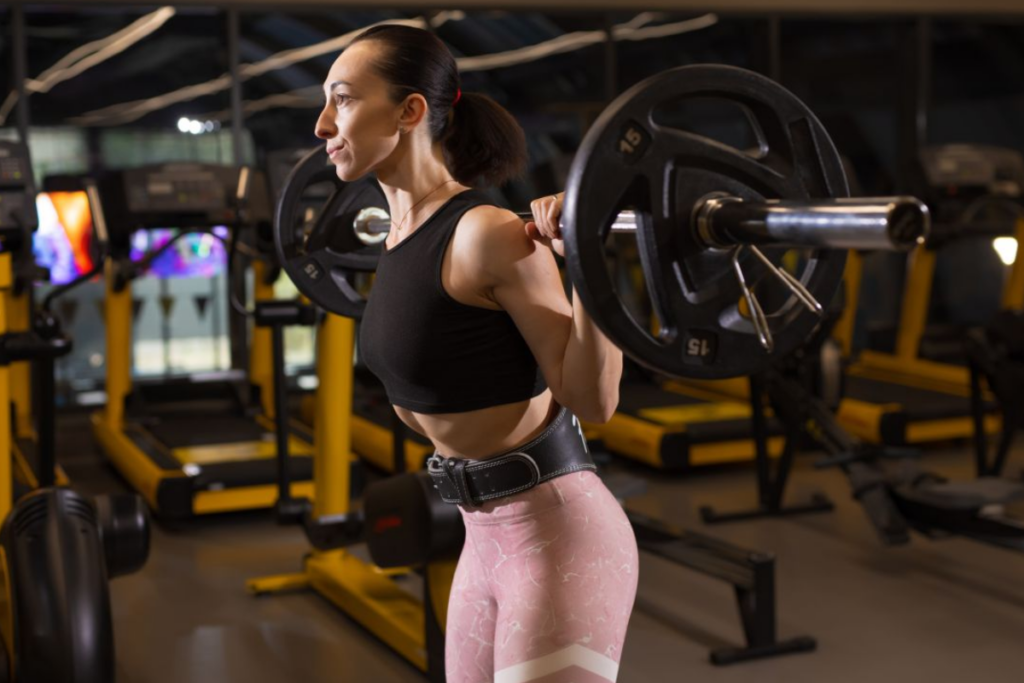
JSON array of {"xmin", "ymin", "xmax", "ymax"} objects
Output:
[
  {"xmin": 129, "ymin": 227, "xmax": 229, "ymax": 279},
  {"xmin": 33, "ymin": 191, "xmax": 96, "ymax": 285}
]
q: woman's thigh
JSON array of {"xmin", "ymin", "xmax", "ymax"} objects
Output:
[
  {"xmin": 446, "ymin": 537, "xmax": 499, "ymax": 683},
  {"xmin": 484, "ymin": 474, "xmax": 639, "ymax": 682}
]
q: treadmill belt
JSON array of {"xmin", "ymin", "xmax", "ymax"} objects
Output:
[
  {"xmin": 619, "ymin": 383, "xmax": 706, "ymax": 412},
  {"xmin": 845, "ymin": 376, "xmax": 992, "ymax": 420},
  {"xmin": 619, "ymin": 383, "xmax": 772, "ymax": 444},
  {"xmin": 145, "ymin": 415, "xmax": 267, "ymax": 449}
]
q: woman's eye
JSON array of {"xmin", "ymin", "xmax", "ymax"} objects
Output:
[{"xmin": 335, "ymin": 94, "xmax": 350, "ymax": 106}]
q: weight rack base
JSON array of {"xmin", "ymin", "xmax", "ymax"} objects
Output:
[
  {"xmin": 711, "ymin": 635, "xmax": 817, "ymax": 666},
  {"xmin": 699, "ymin": 493, "xmax": 835, "ymax": 525}
]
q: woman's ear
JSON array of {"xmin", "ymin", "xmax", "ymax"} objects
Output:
[{"xmin": 398, "ymin": 93, "xmax": 428, "ymax": 133}]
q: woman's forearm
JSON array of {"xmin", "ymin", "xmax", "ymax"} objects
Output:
[{"xmin": 558, "ymin": 287, "xmax": 623, "ymax": 423}]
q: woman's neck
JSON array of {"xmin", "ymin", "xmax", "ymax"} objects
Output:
[{"xmin": 377, "ymin": 138, "xmax": 462, "ymax": 234}]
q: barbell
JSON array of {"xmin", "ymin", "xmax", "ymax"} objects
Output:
[{"xmin": 274, "ymin": 64, "xmax": 929, "ymax": 380}]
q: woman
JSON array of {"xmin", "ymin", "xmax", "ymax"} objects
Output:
[{"xmin": 315, "ymin": 24, "xmax": 639, "ymax": 683}]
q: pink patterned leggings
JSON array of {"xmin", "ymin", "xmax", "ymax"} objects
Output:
[{"xmin": 445, "ymin": 471, "xmax": 639, "ymax": 683}]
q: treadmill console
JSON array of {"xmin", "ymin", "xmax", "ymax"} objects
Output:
[
  {"xmin": 123, "ymin": 165, "xmax": 229, "ymax": 217},
  {"xmin": 920, "ymin": 144, "xmax": 1024, "ymax": 198},
  {"xmin": 96, "ymin": 163, "xmax": 273, "ymax": 251},
  {"xmin": 918, "ymin": 145, "xmax": 1024, "ymax": 242},
  {"xmin": 0, "ymin": 141, "xmax": 37, "ymax": 252}
]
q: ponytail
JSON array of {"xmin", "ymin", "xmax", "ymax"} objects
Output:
[
  {"xmin": 443, "ymin": 92, "xmax": 526, "ymax": 187},
  {"xmin": 352, "ymin": 25, "xmax": 527, "ymax": 188}
]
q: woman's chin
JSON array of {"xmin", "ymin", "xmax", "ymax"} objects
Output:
[{"xmin": 334, "ymin": 163, "xmax": 368, "ymax": 183}]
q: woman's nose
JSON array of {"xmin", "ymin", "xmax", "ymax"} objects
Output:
[{"xmin": 315, "ymin": 108, "xmax": 336, "ymax": 139}]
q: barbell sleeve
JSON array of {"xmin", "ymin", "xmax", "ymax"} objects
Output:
[{"xmin": 694, "ymin": 196, "xmax": 929, "ymax": 251}]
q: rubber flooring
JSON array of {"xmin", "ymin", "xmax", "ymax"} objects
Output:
[{"xmin": 54, "ymin": 412, "xmax": 1024, "ymax": 683}]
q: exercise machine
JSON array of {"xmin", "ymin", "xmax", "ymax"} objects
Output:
[
  {"xmin": 830, "ymin": 145, "xmax": 1024, "ymax": 443},
  {"xmin": 852, "ymin": 144, "xmax": 1024, "ymax": 385},
  {"xmin": 88, "ymin": 163, "xmax": 316, "ymax": 520},
  {"xmin": 709, "ymin": 309, "xmax": 1024, "ymax": 552},
  {"xmin": 0, "ymin": 137, "xmax": 150, "ymax": 683},
  {"xmin": 966, "ymin": 310, "xmax": 1024, "ymax": 479}
]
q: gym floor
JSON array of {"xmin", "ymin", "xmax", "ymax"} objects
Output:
[{"xmin": 60, "ymin": 412, "xmax": 1024, "ymax": 683}]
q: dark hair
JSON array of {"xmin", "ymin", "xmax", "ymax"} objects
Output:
[{"xmin": 351, "ymin": 24, "xmax": 526, "ymax": 187}]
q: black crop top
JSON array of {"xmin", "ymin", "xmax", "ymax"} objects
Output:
[{"xmin": 358, "ymin": 189, "xmax": 547, "ymax": 414}]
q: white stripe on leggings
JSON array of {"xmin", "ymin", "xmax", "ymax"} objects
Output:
[{"xmin": 494, "ymin": 645, "xmax": 619, "ymax": 683}]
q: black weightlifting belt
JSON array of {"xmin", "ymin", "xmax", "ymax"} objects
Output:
[{"xmin": 428, "ymin": 407, "xmax": 595, "ymax": 507}]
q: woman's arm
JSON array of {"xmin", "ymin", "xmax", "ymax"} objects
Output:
[{"xmin": 455, "ymin": 204, "xmax": 622, "ymax": 423}]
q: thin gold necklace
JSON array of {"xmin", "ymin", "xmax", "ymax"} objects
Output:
[{"xmin": 392, "ymin": 178, "xmax": 458, "ymax": 234}]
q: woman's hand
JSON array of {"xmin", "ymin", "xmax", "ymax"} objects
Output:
[{"xmin": 525, "ymin": 192, "xmax": 565, "ymax": 258}]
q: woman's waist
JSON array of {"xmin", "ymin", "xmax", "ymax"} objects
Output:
[
  {"xmin": 427, "ymin": 400, "xmax": 597, "ymax": 512},
  {"xmin": 402, "ymin": 391, "xmax": 557, "ymax": 460}
]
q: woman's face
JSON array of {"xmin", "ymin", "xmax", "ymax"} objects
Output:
[{"xmin": 315, "ymin": 42, "xmax": 405, "ymax": 182}]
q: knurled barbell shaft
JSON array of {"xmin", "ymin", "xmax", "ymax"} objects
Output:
[{"xmin": 355, "ymin": 196, "xmax": 928, "ymax": 251}]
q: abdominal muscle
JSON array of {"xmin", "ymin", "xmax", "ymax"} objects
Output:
[{"xmin": 393, "ymin": 389, "xmax": 559, "ymax": 460}]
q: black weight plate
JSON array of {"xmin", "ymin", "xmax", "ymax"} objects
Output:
[
  {"xmin": 563, "ymin": 64, "xmax": 849, "ymax": 379},
  {"xmin": 274, "ymin": 144, "xmax": 387, "ymax": 318}
]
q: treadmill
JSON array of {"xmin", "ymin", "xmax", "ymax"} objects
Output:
[
  {"xmin": 587, "ymin": 379, "xmax": 786, "ymax": 471},
  {"xmin": 673, "ymin": 371, "xmax": 997, "ymax": 447},
  {"xmin": 89, "ymin": 163, "xmax": 315, "ymax": 520},
  {"xmin": 2, "ymin": 141, "xmax": 71, "ymax": 491},
  {"xmin": 838, "ymin": 145, "xmax": 1021, "ymax": 444},
  {"xmin": 853, "ymin": 144, "xmax": 1024, "ymax": 387}
]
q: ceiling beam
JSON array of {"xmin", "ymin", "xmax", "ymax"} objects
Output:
[{"xmin": 10, "ymin": 0, "xmax": 1024, "ymax": 17}]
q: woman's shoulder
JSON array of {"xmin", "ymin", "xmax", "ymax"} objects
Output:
[
  {"xmin": 458, "ymin": 204, "xmax": 530, "ymax": 248},
  {"xmin": 453, "ymin": 204, "xmax": 539, "ymax": 276}
]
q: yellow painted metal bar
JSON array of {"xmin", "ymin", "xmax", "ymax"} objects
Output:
[
  {"xmin": 6, "ymin": 291, "xmax": 31, "ymax": 439},
  {"xmin": 426, "ymin": 560, "xmax": 457, "ymax": 632},
  {"xmin": 905, "ymin": 415, "xmax": 1001, "ymax": 444},
  {"xmin": 350, "ymin": 414, "xmax": 433, "ymax": 473},
  {"xmin": 689, "ymin": 437, "xmax": 784, "ymax": 466},
  {"xmin": 638, "ymin": 401, "xmax": 752, "ymax": 425},
  {"xmin": 314, "ymin": 314, "xmax": 354, "ymax": 517},
  {"xmin": 301, "ymin": 379, "xmax": 432, "ymax": 473},
  {"xmin": 11, "ymin": 442, "xmax": 68, "ymax": 488},
  {"xmin": 852, "ymin": 352, "xmax": 970, "ymax": 395},
  {"xmin": 590, "ymin": 413, "xmax": 678, "ymax": 467},
  {"xmin": 834, "ymin": 250, "xmax": 863, "ymax": 357},
  {"xmin": 0, "ymin": 254, "xmax": 11, "ymax": 520},
  {"xmin": 246, "ymin": 572, "xmax": 311, "ymax": 596},
  {"xmin": 307, "ymin": 550, "xmax": 427, "ymax": 672},
  {"xmin": 103, "ymin": 262, "xmax": 132, "ymax": 429},
  {"xmin": 894, "ymin": 246, "xmax": 936, "ymax": 361},
  {"xmin": 1001, "ymin": 217, "xmax": 1024, "ymax": 312},
  {"xmin": 250, "ymin": 260, "xmax": 275, "ymax": 416},
  {"xmin": 173, "ymin": 435, "xmax": 314, "ymax": 464},
  {"xmin": 91, "ymin": 413, "xmax": 170, "ymax": 510},
  {"xmin": 193, "ymin": 481, "xmax": 316, "ymax": 515},
  {"xmin": 835, "ymin": 399, "xmax": 894, "ymax": 443},
  {"xmin": 663, "ymin": 377, "xmax": 751, "ymax": 402}
]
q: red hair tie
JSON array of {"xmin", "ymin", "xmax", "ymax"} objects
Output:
[{"xmin": 453, "ymin": 89, "xmax": 462, "ymax": 106}]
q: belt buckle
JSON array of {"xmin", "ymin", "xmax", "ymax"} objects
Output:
[
  {"xmin": 502, "ymin": 451, "xmax": 542, "ymax": 489},
  {"xmin": 430, "ymin": 454, "xmax": 476, "ymax": 507}
]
